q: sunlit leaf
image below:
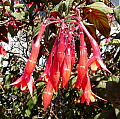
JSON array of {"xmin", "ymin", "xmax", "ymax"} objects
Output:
[
  {"xmin": 83, "ymin": 7, "xmax": 111, "ymax": 37},
  {"xmin": 33, "ymin": 24, "xmax": 41, "ymax": 37},
  {"xmin": 114, "ymin": 5, "xmax": 120, "ymax": 24},
  {"xmin": 27, "ymin": 96, "xmax": 38, "ymax": 110},
  {"xmin": 11, "ymin": 12, "xmax": 25, "ymax": 20},
  {"xmin": 115, "ymin": 106, "xmax": 120, "ymax": 118},
  {"xmin": 65, "ymin": 0, "xmax": 74, "ymax": 14},
  {"xmin": 86, "ymin": 2, "xmax": 113, "ymax": 14},
  {"xmin": 14, "ymin": 4, "xmax": 24, "ymax": 8}
]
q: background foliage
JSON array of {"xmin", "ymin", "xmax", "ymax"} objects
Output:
[{"xmin": 0, "ymin": 0, "xmax": 120, "ymax": 118}]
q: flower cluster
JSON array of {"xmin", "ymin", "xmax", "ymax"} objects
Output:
[{"xmin": 7, "ymin": 16, "xmax": 111, "ymax": 109}]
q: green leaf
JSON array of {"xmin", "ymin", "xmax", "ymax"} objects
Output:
[
  {"xmin": 106, "ymin": 39, "xmax": 120, "ymax": 46},
  {"xmin": 65, "ymin": 0, "xmax": 74, "ymax": 14},
  {"xmin": 94, "ymin": 109, "xmax": 116, "ymax": 119},
  {"xmin": 108, "ymin": 75, "xmax": 120, "ymax": 83},
  {"xmin": 5, "ymin": 6, "xmax": 10, "ymax": 12},
  {"xmin": 94, "ymin": 80, "xmax": 107, "ymax": 98},
  {"xmin": 27, "ymin": 96, "xmax": 38, "ymax": 110},
  {"xmin": 14, "ymin": 4, "xmax": 24, "ymax": 8},
  {"xmin": 33, "ymin": 24, "xmax": 41, "ymax": 37},
  {"xmin": 11, "ymin": 12, "xmax": 25, "ymax": 20},
  {"xmin": 86, "ymin": 2, "xmax": 113, "ymax": 14},
  {"xmin": 4, "ymin": 74, "xmax": 13, "ymax": 85},
  {"xmin": 114, "ymin": 5, "xmax": 120, "ymax": 24},
  {"xmin": 115, "ymin": 106, "xmax": 120, "ymax": 118},
  {"xmin": 106, "ymin": 81, "xmax": 120, "ymax": 105},
  {"xmin": 51, "ymin": 0, "xmax": 73, "ymax": 18},
  {"xmin": 58, "ymin": 1, "xmax": 67, "ymax": 17},
  {"xmin": 83, "ymin": 7, "xmax": 111, "ymax": 37},
  {"xmin": 25, "ymin": 109, "xmax": 31, "ymax": 117}
]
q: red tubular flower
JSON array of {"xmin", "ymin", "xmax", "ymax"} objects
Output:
[
  {"xmin": 43, "ymin": 80, "xmax": 53, "ymax": 110},
  {"xmin": 25, "ymin": 25, "xmax": 46, "ymax": 76},
  {"xmin": 50, "ymin": 49, "xmax": 60, "ymax": 91},
  {"xmin": 74, "ymin": 27, "xmax": 87, "ymax": 88},
  {"xmin": 57, "ymin": 31, "xmax": 66, "ymax": 66},
  {"xmin": 57, "ymin": 21, "xmax": 66, "ymax": 67},
  {"xmin": 36, "ymin": 40, "xmax": 56, "ymax": 82},
  {"xmin": 6, "ymin": 74, "xmax": 34, "ymax": 96},
  {"xmin": 74, "ymin": 46, "xmax": 87, "ymax": 89},
  {"xmin": 0, "ymin": 45, "xmax": 6, "ymax": 56},
  {"xmin": 60, "ymin": 31, "xmax": 73, "ymax": 88},
  {"xmin": 71, "ymin": 40, "xmax": 76, "ymax": 69},
  {"xmin": 79, "ymin": 21, "xmax": 111, "ymax": 74},
  {"xmin": 74, "ymin": 26, "xmax": 95, "ymax": 104},
  {"xmin": 61, "ymin": 55, "xmax": 71, "ymax": 88},
  {"xmin": 9, "ymin": 21, "xmax": 17, "ymax": 28},
  {"xmin": 6, "ymin": 24, "xmax": 46, "ymax": 96},
  {"xmin": 80, "ymin": 73, "xmax": 95, "ymax": 105}
]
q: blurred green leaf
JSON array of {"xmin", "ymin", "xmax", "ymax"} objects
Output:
[
  {"xmin": 86, "ymin": 2, "xmax": 113, "ymax": 14},
  {"xmin": 25, "ymin": 109, "xmax": 31, "ymax": 117},
  {"xmin": 115, "ymin": 106, "xmax": 120, "ymax": 118},
  {"xmin": 33, "ymin": 24, "xmax": 41, "ymax": 37},
  {"xmin": 11, "ymin": 12, "xmax": 25, "ymax": 20},
  {"xmin": 106, "ymin": 39, "xmax": 120, "ymax": 46},
  {"xmin": 94, "ymin": 109, "xmax": 116, "ymax": 119},
  {"xmin": 14, "ymin": 4, "xmax": 24, "ymax": 8},
  {"xmin": 106, "ymin": 81, "xmax": 120, "ymax": 105},
  {"xmin": 27, "ymin": 96, "xmax": 38, "ymax": 110},
  {"xmin": 114, "ymin": 5, "xmax": 120, "ymax": 24}
]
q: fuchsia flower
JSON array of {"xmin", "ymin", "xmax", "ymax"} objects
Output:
[
  {"xmin": 61, "ymin": 31, "xmax": 73, "ymax": 88},
  {"xmin": 49, "ymin": 50, "xmax": 60, "ymax": 91},
  {"xmin": 80, "ymin": 21, "xmax": 111, "ymax": 74},
  {"xmin": 80, "ymin": 74, "xmax": 95, "ymax": 105},
  {"xmin": 6, "ymin": 25, "xmax": 46, "ymax": 96},
  {"xmin": 43, "ymin": 80, "xmax": 53, "ymax": 110},
  {"xmin": 5, "ymin": 15, "xmax": 111, "ymax": 109},
  {"xmin": 74, "ymin": 27, "xmax": 96, "ymax": 104}
]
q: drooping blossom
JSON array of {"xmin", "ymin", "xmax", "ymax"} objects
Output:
[
  {"xmin": 61, "ymin": 30, "xmax": 72, "ymax": 88},
  {"xmin": 74, "ymin": 27, "xmax": 96, "ymax": 104},
  {"xmin": 43, "ymin": 80, "xmax": 53, "ymax": 110},
  {"xmin": 79, "ymin": 21, "xmax": 111, "ymax": 74},
  {"xmin": 80, "ymin": 73, "xmax": 95, "ymax": 105},
  {"xmin": 6, "ymin": 24, "xmax": 46, "ymax": 96}
]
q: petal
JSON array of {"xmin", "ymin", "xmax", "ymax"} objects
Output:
[
  {"xmin": 43, "ymin": 81, "xmax": 53, "ymax": 110},
  {"xmin": 26, "ymin": 74, "xmax": 34, "ymax": 96},
  {"xmin": 97, "ymin": 58, "xmax": 112, "ymax": 74},
  {"xmin": 5, "ymin": 75, "xmax": 23, "ymax": 86}
]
